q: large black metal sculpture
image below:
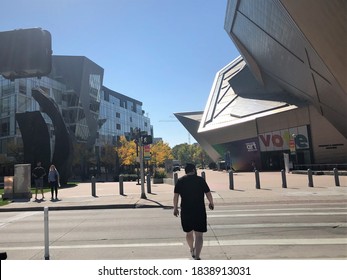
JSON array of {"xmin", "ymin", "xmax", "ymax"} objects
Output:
[
  {"xmin": 16, "ymin": 88, "xmax": 74, "ymax": 185},
  {"xmin": 16, "ymin": 111, "xmax": 51, "ymax": 172}
]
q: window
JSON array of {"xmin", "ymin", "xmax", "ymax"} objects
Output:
[
  {"xmin": 116, "ymin": 123, "xmax": 121, "ymax": 130},
  {"xmin": 0, "ymin": 118, "xmax": 10, "ymax": 136}
]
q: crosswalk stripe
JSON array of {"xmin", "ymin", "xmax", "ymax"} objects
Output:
[
  {"xmin": 211, "ymin": 207, "xmax": 347, "ymax": 212},
  {"xmin": 206, "ymin": 238, "xmax": 347, "ymax": 246},
  {"xmin": 2, "ymin": 242, "xmax": 184, "ymax": 251},
  {"xmin": 210, "ymin": 222, "xmax": 347, "ymax": 229},
  {"xmin": 208, "ymin": 212, "xmax": 347, "ymax": 218},
  {"xmin": 3, "ymin": 238, "xmax": 346, "ymax": 251}
]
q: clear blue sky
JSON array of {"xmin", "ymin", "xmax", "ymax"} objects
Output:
[{"xmin": 1, "ymin": 0, "xmax": 239, "ymax": 147}]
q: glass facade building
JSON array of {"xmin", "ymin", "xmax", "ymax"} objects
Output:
[
  {"xmin": 0, "ymin": 55, "xmax": 152, "ymax": 171},
  {"xmin": 99, "ymin": 86, "xmax": 151, "ymax": 146}
]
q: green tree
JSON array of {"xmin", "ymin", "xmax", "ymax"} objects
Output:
[
  {"xmin": 72, "ymin": 142, "xmax": 95, "ymax": 180},
  {"xmin": 100, "ymin": 143, "xmax": 118, "ymax": 181},
  {"xmin": 172, "ymin": 143, "xmax": 192, "ymax": 165},
  {"xmin": 172, "ymin": 143, "xmax": 212, "ymax": 167},
  {"xmin": 6, "ymin": 140, "xmax": 24, "ymax": 164}
]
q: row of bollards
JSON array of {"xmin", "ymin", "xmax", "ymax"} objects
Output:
[
  {"xmin": 116, "ymin": 174, "xmax": 152, "ymax": 197},
  {"xmin": 91, "ymin": 168, "xmax": 342, "ymax": 196},
  {"xmin": 226, "ymin": 168, "xmax": 342, "ymax": 190},
  {"xmin": 90, "ymin": 175, "xmax": 153, "ymax": 197}
]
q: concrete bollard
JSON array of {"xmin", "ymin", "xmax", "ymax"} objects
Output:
[
  {"xmin": 119, "ymin": 175, "xmax": 124, "ymax": 195},
  {"xmin": 146, "ymin": 174, "xmax": 151, "ymax": 193},
  {"xmin": 308, "ymin": 169, "xmax": 314, "ymax": 187},
  {"xmin": 333, "ymin": 168, "xmax": 340, "ymax": 187},
  {"xmin": 174, "ymin": 172, "xmax": 178, "ymax": 186},
  {"xmin": 229, "ymin": 170, "xmax": 234, "ymax": 190},
  {"xmin": 91, "ymin": 176, "xmax": 96, "ymax": 197},
  {"xmin": 281, "ymin": 169, "xmax": 287, "ymax": 188},
  {"xmin": 201, "ymin": 171, "xmax": 206, "ymax": 181},
  {"xmin": 44, "ymin": 206, "xmax": 49, "ymax": 260},
  {"xmin": 255, "ymin": 170, "xmax": 260, "ymax": 189}
]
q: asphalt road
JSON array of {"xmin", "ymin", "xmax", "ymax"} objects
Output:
[{"xmin": 1, "ymin": 199, "xmax": 346, "ymax": 260}]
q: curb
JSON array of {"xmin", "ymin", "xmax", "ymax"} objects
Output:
[{"xmin": 0, "ymin": 203, "xmax": 173, "ymax": 212}]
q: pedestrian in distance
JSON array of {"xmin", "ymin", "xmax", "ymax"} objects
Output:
[
  {"xmin": 32, "ymin": 161, "xmax": 46, "ymax": 200},
  {"xmin": 48, "ymin": 164, "xmax": 60, "ymax": 200},
  {"xmin": 173, "ymin": 163, "xmax": 214, "ymax": 260}
]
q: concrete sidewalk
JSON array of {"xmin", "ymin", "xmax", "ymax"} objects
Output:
[{"xmin": 1, "ymin": 170, "xmax": 346, "ymax": 212}]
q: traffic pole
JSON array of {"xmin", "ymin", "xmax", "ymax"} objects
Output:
[{"xmin": 140, "ymin": 141, "xmax": 146, "ymax": 199}]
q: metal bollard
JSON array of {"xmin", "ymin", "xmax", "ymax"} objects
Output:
[
  {"xmin": 281, "ymin": 169, "xmax": 287, "ymax": 188},
  {"xmin": 201, "ymin": 171, "xmax": 206, "ymax": 180},
  {"xmin": 308, "ymin": 169, "xmax": 314, "ymax": 187},
  {"xmin": 255, "ymin": 170, "xmax": 260, "ymax": 189},
  {"xmin": 146, "ymin": 174, "xmax": 151, "ymax": 193},
  {"xmin": 119, "ymin": 175, "xmax": 124, "ymax": 195},
  {"xmin": 229, "ymin": 170, "xmax": 234, "ymax": 190},
  {"xmin": 91, "ymin": 176, "xmax": 96, "ymax": 196},
  {"xmin": 174, "ymin": 172, "xmax": 178, "ymax": 185},
  {"xmin": 0, "ymin": 252, "xmax": 7, "ymax": 260},
  {"xmin": 333, "ymin": 168, "xmax": 340, "ymax": 187},
  {"xmin": 44, "ymin": 206, "xmax": 49, "ymax": 260}
]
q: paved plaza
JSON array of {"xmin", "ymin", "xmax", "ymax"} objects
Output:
[{"xmin": 1, "ymin": 170, "xmax": 346, "ymax": 212}]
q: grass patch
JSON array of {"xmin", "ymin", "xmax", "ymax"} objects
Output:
[{"xmin": 0, "ymin": 182, "xmax": 78, "ymax": 207}]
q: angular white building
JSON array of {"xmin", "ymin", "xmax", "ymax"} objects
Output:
[{"xmin": 176, "ymin": 0, "xmax": 347, "ymax": 171}]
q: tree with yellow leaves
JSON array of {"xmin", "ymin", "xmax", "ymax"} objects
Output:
[
  {"xmin": 150, "ymin": 140, "xmax": 173, "ymax": 167},
  {"xmin": 116, "ymin": 135, "xmax": 137, "ymax": 166}
]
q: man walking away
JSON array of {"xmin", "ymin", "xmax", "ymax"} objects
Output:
[{"xmin": 173, "ymin": 163, "xmax": 214, "ymax": 260}]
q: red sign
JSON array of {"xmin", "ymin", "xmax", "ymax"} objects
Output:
[{"xmin": 144, "ymin": 145, "xmax": 151, "ymax": 160}]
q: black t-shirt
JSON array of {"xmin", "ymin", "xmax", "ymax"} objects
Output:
[
  {"xmin": 32, "ymin": 166, "xmax": 46, "ymax": 179},
  {"xmin": 174, "ymin": 174, "xmax": 210, "ymax": 216}
]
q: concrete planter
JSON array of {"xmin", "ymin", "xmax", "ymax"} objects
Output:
[{"xmin": 152, "ymin": 178, "xmax": 164, "ymax": 184}]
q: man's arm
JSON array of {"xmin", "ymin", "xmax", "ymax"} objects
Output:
[
  {"xmin": 173, "ymin": 193, "xmax": 179, "ymax": 216},
  {"xmin": 205, "ymin": 192, "xmax": 214, "ymax": 210}
]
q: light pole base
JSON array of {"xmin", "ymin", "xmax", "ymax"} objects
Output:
[{"xmin": 140, "ymin": 193, "xmax": 147, "ymax": 199}]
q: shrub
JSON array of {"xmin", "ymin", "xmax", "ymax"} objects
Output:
[{"xmin": 153, "ymin": 168, "xmax": 167, "ymax": 179}]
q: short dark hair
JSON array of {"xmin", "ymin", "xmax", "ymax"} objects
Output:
[{"xmin": 185, "ymin": 163, "xmax": 196, "ymax": 174}]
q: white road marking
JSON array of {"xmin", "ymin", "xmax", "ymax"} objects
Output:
[
  {"xmin": 2, "ymin": 238, "xmax": 347, "ymax": 251},
  {"xmin": 205, "ymin": 238, "xmax": 347, "ymax": 246},
  {"xmin": 208, "ymin": 212, "xmax": 347, "ymax": 218},
  {"xmin": 211, "ymin": 207, "xmax": 347, "ymax": 213},
  {"xmin": 0, "ymin": 212, "xmax": 40, "ymax": 229},
  {"xmin": 210, "ymin": 222, "xmax": 347, "ymax": 229}
]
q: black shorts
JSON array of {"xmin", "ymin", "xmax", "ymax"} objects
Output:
[{"xmin": 181, "ymin": 211, "xmax": 207, "ymax": 233}]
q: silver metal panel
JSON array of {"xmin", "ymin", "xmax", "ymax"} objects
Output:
[{"xmin": 224, "ymin": 0, "xmax": 347, "ymax": 138}]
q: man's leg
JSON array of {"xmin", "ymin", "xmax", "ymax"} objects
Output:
[
  {"xmin": 40, "ymin": 179, "xmax": 44, "ymax": 199},
  {"xmin": 194, "ymin": 231, "xmax": 203, "ymax": 260},
  {"xmin": 186, "ymin": 231, "xmax": 194, "ymax": 255}
]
